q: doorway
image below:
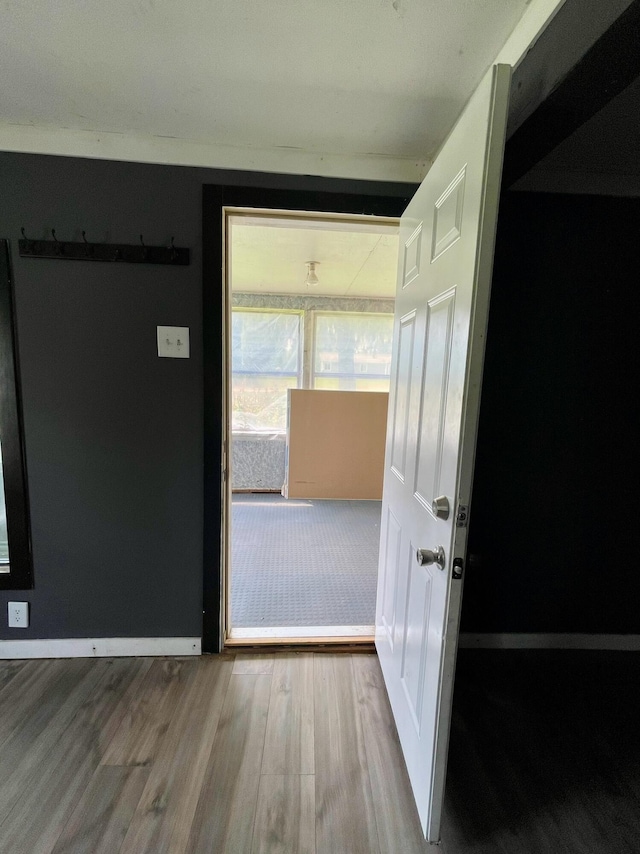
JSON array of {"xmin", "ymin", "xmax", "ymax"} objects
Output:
[
  {"xmin": 202, "ymin": 183, "xmax": 412, "ymax": 654},
  {"xmin": 224, "ymin": 209, "xmax": 399, "ymax": 643}
]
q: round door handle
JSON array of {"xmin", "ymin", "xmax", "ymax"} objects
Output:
[
  {"xmin": 431, "ymin": 495, "xmax": 450, "ymax": 520},
  {"xmin": 416, "ymin": 546, "xmax": 446, "ymax": 569}
]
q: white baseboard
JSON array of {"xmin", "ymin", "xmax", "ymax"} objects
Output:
[
  {"xmin": 0, "ymin": 636, "xmax": 201, "ymax": 659},
  {"xmin": 458, "ymin": 633, "xmax": 640, "ymax": 651}
]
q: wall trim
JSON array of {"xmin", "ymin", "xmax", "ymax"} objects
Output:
[
  {"xmin": 459, "ymin": 633, "xmax": 640, "ymax": 651},
  {"xmin": 0, "ymin": 123, "xmax": 428, "ymax": 184},
  {"xmin": 0, "ymin": 636, "xmax": 201, "ymax": 659}
]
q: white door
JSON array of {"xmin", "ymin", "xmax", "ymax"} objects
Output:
[{"xmin": 375, "ymin": 64, "xmax": 511, "ymax": 843}]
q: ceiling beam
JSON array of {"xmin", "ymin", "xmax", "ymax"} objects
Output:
[{"xmin": 502, "ymin": 0, "xmax": 640, "ymax": 188}]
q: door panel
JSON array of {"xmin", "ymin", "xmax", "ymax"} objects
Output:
[
  {"xmin": 390, "ymin": 311, "xmax": 417, "ymax": 480},
  {"xmin": 400, "ymin": 551, "xmax": 432, "ymax": 730},
  {"xmin": 415, "ymin": 290, "xmax": 456, "ymax": 507},
  {"xmin": 380, "ymin": 507, "xmax": 402, "ymax": 648},
  {"xmin": 431, "ymin": 167, "xmax": 466, "ymax": 262},
  {"xmin": 375, "ymin": 64, "xmax": 511, "ymax": 842},
  {"xmin": 403, "ymin": 224, "xmax": 423, "ymax": 287}
]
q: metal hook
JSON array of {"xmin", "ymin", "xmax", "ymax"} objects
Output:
[
  {"xmin": 140, "ymin": 234, "xmax": 148, "ymax": 260},
  {"xmin": 51, "ymin": 229, "xmax": 63, "ymax": 255},
  {"xmin": 170, "ymin": 236, "xmax": 177, "ymax": 261},
  {"xmin": 140, "ymin": 235, "xmax": 145, "ymax": 247},
  {"xmin": 20, "ymin": 228, "xmax": 33, "ymax": 252},
  {"xmin": 82, "ymin": 230, "xmax": 93, "ymax": 257}
]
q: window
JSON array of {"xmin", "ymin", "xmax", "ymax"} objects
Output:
[
  {"xmin": 0, "ymin": 239, "xmax": 33, "ymax": 589},
  {"xmin": 231, "ymin": 307, "xmax": 394, "ymax": 434},
  {"xmin": 312, "ymin": 313, "xmax": 394, "ymax": 392},
  {"xmin": 231, "ymin": 309, "xmax": 302, "ymax": 432}
]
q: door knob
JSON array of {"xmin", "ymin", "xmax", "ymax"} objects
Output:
[
  {"xmin": 431, "ymin": 495, "xmax": 450, "ymax": 520},
  {"xmin": 416, "ymin": 546, "xmax": 445, "ymax": 569}
]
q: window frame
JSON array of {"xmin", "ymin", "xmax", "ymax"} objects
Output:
[{"xmin": 0, "ymin": 239, "xmax": 33, "ymax": 590}]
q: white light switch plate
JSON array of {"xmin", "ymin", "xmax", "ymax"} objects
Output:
[
  {"xmin": 8, "ymin": 601, "xmax": 29, "ymax": 628},
  {"xmin": 157, "ymin": 326, "xmax": 190, "ymax": 358}
]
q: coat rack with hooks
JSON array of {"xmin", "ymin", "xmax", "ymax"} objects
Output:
[{"xmin": 18, "ymin": 229, "xmax": 189, "ymax": 266}]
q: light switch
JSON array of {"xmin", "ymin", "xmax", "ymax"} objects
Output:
[{"xmin": 157, "ymin": 326, "xmax": 190, "ymax": 358}]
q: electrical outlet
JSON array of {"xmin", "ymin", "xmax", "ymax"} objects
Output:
[{"xmin": 8, "ymin": 601, "xmax": 29, "ymax": 628}]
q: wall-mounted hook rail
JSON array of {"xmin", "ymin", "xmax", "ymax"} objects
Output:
[{"xmin": 18, "ymin": 229, "xmax": 190, "ymax": 266}]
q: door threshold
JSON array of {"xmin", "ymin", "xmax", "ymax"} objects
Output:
[
  {"xmin": 225, "ymin": 637, "xmax": 375, "ymax": 653},
  {"xmin": 229, "ymin": 624, "xmax": 374, "ymax": 639},
  {"xmin": 225, "ymin": 624, "xmax": 375, "ymax": 648}
]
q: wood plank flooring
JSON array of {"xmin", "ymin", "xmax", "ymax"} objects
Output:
[
  {"xmin": 441, "ymin": 649, "xmax": 640, "ymax": 854},
  {"xmin": 0, "ymin": 653, "xmax": 428, "ymax": 854},
  {"xmin": 0, "ymin": 650, "xmax": 638, "ymax": 853}
]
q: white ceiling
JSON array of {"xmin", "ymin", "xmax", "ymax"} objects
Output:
[
  {"xmin": 0, "ymin": 0, "xmax": 532, "ymax": 179},
  {"xmin": 229, "ymin": 215, "xmax": 399, "ymax": 298}
]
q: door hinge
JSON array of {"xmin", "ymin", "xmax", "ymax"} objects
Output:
[{"xmin": 455, "ymin": 504, "xmax": 469, "ymax": 528}]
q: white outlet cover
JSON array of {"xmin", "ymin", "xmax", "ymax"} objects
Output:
[
  {"xmin": 8, "ymin": 601, "xmax": 29, "ymax": 628},
  {"xmin": 157, "ymin": 326, "xmax": 190, "ymax": 358}
]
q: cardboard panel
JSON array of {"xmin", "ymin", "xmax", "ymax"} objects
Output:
[{"xmin": 285, "ymin": 390, "xmax": 388, "ymax": 500}]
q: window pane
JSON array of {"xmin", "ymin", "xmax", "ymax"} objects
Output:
[
  {"xmin": 313, "ymin": 314, "xmax": 393, "ymax": 391},
  {"xmin": 232, "ymin": 311, "xmax": 301, "ymax": 432},
  {"xmin": 232, "ymin": 311, "xmax": 300, "ymax": 374},
  {"xmin": 232, "ymin": 374, "xmax": 298, "ymax": 432},
  {"xmin": 0, "ymin": 444, "xmax": 8, "ymax": 567}
]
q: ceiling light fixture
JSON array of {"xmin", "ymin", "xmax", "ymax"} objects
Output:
[{"xmin": 305, "ymin": 261, "xmax": 319, "ymax": 288}]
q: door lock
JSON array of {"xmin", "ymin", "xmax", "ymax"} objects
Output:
[{"xmin": 416, "ymin": 546, "xmax": 446, "ymax": 570}]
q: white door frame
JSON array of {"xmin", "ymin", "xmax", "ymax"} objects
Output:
[{"xmin": 221, "ymin": 207, "xmax": 400, "ymax": 646}]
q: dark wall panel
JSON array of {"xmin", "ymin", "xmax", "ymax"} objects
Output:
[
  {"xmin": 463, "ymin": 192, "xmax": 640, "ymax": 633},
  {"xmin": 0, "ymin": 154, "xmax": 205, "ymax": 638},
  {"xmin": 0, "ymin": 151, "xmax": 414, "ymax": 640},
  {"xmin": 3, "ymin": 155, "xmax": 637, "ymax": 638}
]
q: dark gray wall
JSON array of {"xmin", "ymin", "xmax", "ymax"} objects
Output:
[
  {"xmin": 463, "ymin": 191, "xmax": 640, "ymax": 634},
  {"xmin": 0, "ymin": 154, "xmax": 206, "ymax": 638},
  {"xmin": 3, "ymin": 154, "xmax": 636, "ymax": 638},
  {"xmin": 0, "ymin": 151, "xmax": 414, "ymax": 639}
]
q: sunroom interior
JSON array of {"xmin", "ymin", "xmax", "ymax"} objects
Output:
[{"xmin": 227, "ymin": 212, "xmax": 400, "ymax": 638}]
